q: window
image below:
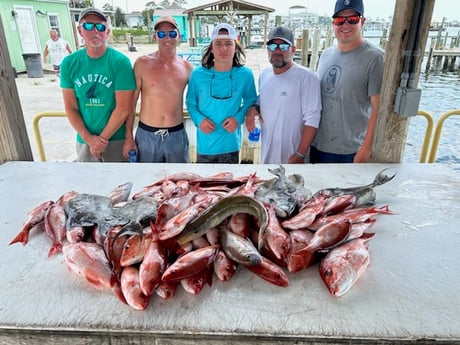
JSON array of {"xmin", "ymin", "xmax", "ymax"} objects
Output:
[{"xmin": 47, "ymin": 13, "xmax": 61, "ymax": 35}]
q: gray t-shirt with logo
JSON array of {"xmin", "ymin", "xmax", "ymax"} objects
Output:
[{"xmin": 313, "ymin": 41, "xmax": 384, "ymax": 154}]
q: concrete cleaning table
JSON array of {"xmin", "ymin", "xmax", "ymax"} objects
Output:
[{"xmin": 0, "ymin": 162, "xmax": 459, "ymax": 344}]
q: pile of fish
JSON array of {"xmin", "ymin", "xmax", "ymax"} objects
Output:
[{"xmin": 9, "ymin": 165, "xmax": 396, "ymax": 310}]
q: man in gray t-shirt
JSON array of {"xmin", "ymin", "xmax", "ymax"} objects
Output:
[{"xmin": 311, "ymin": 0, "xmax": 384, "ymax": 163}]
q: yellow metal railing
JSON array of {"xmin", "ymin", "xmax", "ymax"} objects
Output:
[
  {"xmin": 427, "ymin": 109, "xmax": 460, "ymax": 163},
  {"xmin": 32, "ymin": 110, "xmax": 456, "ymax": 163},
  {"xmin": 33, "ymin": 111, "xmax": 67, "ymax": 162},
  {"xmin": 417, "ymin": 110, "xmax": 435, "ymax": 163}
]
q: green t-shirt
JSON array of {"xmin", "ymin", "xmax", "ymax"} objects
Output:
[{"xmin": 60, "ymin": 47, "xmax": 135, "ymax": 143}]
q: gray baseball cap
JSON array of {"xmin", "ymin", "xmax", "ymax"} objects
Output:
[
  {"xmin": 267, "ymin": 26, "xmax": 294, "ymax": 46},
  {"xmin": 79, "ymin": 8, "xmax": 107, "ymax": 22}
]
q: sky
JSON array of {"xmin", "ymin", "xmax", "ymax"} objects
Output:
[{"xmin": 93, "ymin": 0, "xmax": 454, "ymax": 22}]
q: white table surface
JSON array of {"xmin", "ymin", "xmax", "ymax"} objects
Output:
[{"xmin": 0, "ymin": 162, "xmax": 459, "ymax": 344}]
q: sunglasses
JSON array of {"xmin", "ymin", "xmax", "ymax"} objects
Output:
[
  {"xmin": 267, "ymin": 43, "xmax": 291, "ymax": 52},
  {"xmin": 210, "ymin": 72, "xmax": 233, "ymax": 100},
  {"xmin": 157, "ymin": 30, "xmax": 178, "ymax": 39},
  {"xmin": 333, "ymin": 15, "xmax": 361, "ymax": 26},
  {"xmin": 80, "ymin": 22, "xmax": 107, "ymax": 32}
]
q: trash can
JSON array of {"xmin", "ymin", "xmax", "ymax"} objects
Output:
[{"xmin": 22, "ymin": 53, "xmax": 43, "ymax": 78}]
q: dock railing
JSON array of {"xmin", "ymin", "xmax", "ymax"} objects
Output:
[{"xmin": 32, "ymin": 111, "xmax": 261, "ymax": 164}]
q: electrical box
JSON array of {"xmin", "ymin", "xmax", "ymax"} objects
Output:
[{"xmin": 394, "ymin": 87, "xmax": 422, "ymax": 117}]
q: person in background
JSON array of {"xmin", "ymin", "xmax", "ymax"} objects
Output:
[
  {"xmin": 245, "ymin": 26, "xmax": 321, "ymax": 164},
  {"xmin": 186, "ymin": 23, "xmax": 257, "ymax": 164},
  {"xmin": 123, "ymin": 16, "xmax": 193, "ymax": 163},
  {"xmin": 310, "ymin": 0, "xmax": 384, "ymax": 163},
  {"xmin": 60, "ymin": 8, "xmax": 135, "ymax": 162},
  {"xmin": 42, "ymin": 29, "xmax": 72, "ymax": 77}
]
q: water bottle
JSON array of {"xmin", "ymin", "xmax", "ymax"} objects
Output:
[
  {"xmin": 128, "ymin": 149, "xmax": 137, "ymax": 163},
  {"xmin": 248, "ymin": 115, "xmax": 261, "ymax": 148}
]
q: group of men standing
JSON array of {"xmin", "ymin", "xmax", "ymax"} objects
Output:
[{"xmin": 58, "ymin": 0, "xmax": 384, "ymax": 165}]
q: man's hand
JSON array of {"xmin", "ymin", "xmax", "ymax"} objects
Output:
[
  {"xmin": 222, "ymin": 117, "xmax": 237, "ymax": 133},
  {"xmin": 88, "ymin": 135, "xmax": 108, "ymax": 159},
  {"xmin": 199, "ymin": 118, "xmax": 216, "ymax": 133}
]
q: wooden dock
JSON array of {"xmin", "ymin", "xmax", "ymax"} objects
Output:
[{"xmin": 426, "ymin": 47, "xmax": 460, "ymax": 73}]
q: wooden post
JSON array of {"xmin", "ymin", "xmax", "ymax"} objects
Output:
[
  {"xmin": 309, "ymin": 29, "xmax": 321, "ymax": 71},
  {"xmin": 300, "ymin": 29, "xmax": 309, "ymax": 67},
  {"xmin": 0, "ymin": 15, "xmax": 33, "ymax": 164},
  {"xmin": 371, "ymin": 0, "xmax": 435, "ymax": 163}
]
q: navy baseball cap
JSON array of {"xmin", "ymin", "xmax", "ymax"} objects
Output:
[{"xmin": 333, "ymin": 0, "xmax": 364, "ymax": 17}]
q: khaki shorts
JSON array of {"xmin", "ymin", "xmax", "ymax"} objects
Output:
[{"xmin": 76, "ymin": 140, "xmax": 125, "ymax": 162}]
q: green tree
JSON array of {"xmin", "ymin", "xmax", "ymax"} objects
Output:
[
  {"xmin": 102, "ymin": 3, "xmax": 116, "ymax": 27},
  {"xmin": 102, "ymin": 3, "xmax": 113, "ymax": 11},
  {"xmin": 69, "ymin": 0, "xmax": 94, "ymax": 8},
  {"xmin": 115, "ymin": 7, "xmax": 127, "ymax": 27}
]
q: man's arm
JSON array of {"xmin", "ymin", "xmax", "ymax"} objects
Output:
[
  {"xmin": 123, "ymin": 61, "xmax": 142, "ymax": 157},
  {"xmin": 99, "ymin": 90, "xmax": 134, "ymax": 142},
  {"xmin": 354, "ymin": 94, "xmax": 380, "ymax": 163},
  {"xmin": 288, "ymin": 125, "xmax": 317, "ymax": 164},
  {"xmin": 65, "ymin": 42, "xmax": 72, "ymax": 54},
  {"xmin": 43, "ymin": 45, "xmax": 49, "ymax": 63}
]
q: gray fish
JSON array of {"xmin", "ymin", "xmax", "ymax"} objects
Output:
[
  {"xmin": 65, "ymin": 193, "xmax": 158, "ymax": 239},
  {"xmin": 107, "ymin": 182, "xmax": 133, "ymax": 205},
  {"xmin": 110, "ymin": 196, "xmax": 158, "ymax": 238},
  {"xmin": 255, "ymin": 165, "xmax": 311, "ymax": 218},
  {"xmin": 64, "ymin": 193, "xmax": 114, "ymax": 230},
  {"xmin": 220, "ymin": 229, "xmax": 262, "ymax": 266},
  {"xmin": 312, "ymin": 168, "xmax": 396, "ymax": 207}
]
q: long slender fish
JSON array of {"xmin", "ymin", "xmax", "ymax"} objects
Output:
[
  {"xmin": 312, "ymin": 168, "xmax": 396, "ymax": 207},
  {"xmin": 313, "ymin": 168, "xmax": 396, "ymax": 197},
  {"xmin": 176, "ymin": 195, "xmax": 268, "ymax": 247}
]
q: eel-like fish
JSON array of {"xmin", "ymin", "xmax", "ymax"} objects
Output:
[{"xmin": 176, "ymin": 195, "xmax": 268, "ymax": 248}]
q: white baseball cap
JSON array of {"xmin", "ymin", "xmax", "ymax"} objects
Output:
[{"xmin": 211, "ymin": 23, "xmax": 237, "ymax": 41}]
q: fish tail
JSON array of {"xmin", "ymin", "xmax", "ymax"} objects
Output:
[
  {"xmin": 9, "ymin": 229, "xmax": 30, "ymax": 246},
  {"xmin": 47, "ymin": 242, "xmax": 63, "ymax": 257}
]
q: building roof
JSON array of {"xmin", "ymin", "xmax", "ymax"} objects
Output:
[{"xmin": 184, "ymin": 0, "xmax": 274, "ymax": 14}]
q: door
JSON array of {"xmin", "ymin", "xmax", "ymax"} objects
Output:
[{"xmin": 14, "ymin": 6, "xmax": 41, "ymax": 54}]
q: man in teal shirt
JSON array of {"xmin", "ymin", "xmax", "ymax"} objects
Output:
[
  {"xmin": 61, "ymin": 8, "xmax": 135, "ymax": 162},
  {"xmin": 186, "ymin": 23, "xmax": 257, "ymax": 163}
]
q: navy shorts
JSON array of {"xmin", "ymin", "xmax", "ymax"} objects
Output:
[{"xmin": 309, "ymin": 146, "xmax": 356, "ymax": 163}]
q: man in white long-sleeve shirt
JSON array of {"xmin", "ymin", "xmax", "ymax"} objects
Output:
[{"xmin": 245, "ymin": 26, "xmax": 322, "ymax": 164}]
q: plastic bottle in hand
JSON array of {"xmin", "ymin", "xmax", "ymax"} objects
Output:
[
  {"xmin": 128, "ymin": 149, "xmax": 137, "ymax": 163},
  {"xmin": 248, "ymin": 115, "xmax": 261, "ymax": 148}
]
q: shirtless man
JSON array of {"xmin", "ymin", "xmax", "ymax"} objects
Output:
[{"xmin": 124, "ymin": 16, "xmax": 194, "ymax": 162}]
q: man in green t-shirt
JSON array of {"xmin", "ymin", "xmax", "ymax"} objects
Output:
[{"xmin": 60, "ymin": 8, "xmax": 135, "ymax": 162}]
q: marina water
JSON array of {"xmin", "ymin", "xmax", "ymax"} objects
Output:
[{"xmin": 365, "ymin": 28, "xmax": 460, "ymax": 169}]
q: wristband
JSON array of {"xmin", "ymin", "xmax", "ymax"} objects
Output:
[
  {"xmin": 99, "ymin": 136, "xmax": 109, "ymax": 144},
  {"xmin": 294, "ymin": 151, "xmax": 306, "ymax": 159}
]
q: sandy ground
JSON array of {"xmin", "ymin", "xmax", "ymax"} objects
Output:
[{"xmin": 15, "ymin": 43, "xmax": 270, "ymax": 162}]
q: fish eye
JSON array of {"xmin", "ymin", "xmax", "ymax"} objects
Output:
[{"xmin": 325, "ymin": 269, "xmax": 332, "ymax": 277}]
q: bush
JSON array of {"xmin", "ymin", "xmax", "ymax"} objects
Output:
[{"xmin": 112, "ymin": 28, "xmax": 150, "ymax": 37}]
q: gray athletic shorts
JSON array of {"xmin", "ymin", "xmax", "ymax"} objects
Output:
[
  {"xmin": 76, "ymin": 140, "xmax": 125, "ymax": 162},
  {"xmin": 135, "ymin": 122, "xmax": 189, "ymax": 163}
]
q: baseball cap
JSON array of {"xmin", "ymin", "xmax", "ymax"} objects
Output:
[
  {"xmin": 79, "ymin": 8, "xmax": 107, "ymax": 22},
  {"xmin": 211, "ymin": 23, "xmax": 237, "ymax": 41},
  {"xmin": 333, "ymin": 0, "xmax": 364, "ymax": 17},
  {"xmin": 267, "ymin": 26, "xmax": 294, "ymax": 46},
  {"xmin": 154, "ymin": 16, "xmax": 179, "ymax": 31}
]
